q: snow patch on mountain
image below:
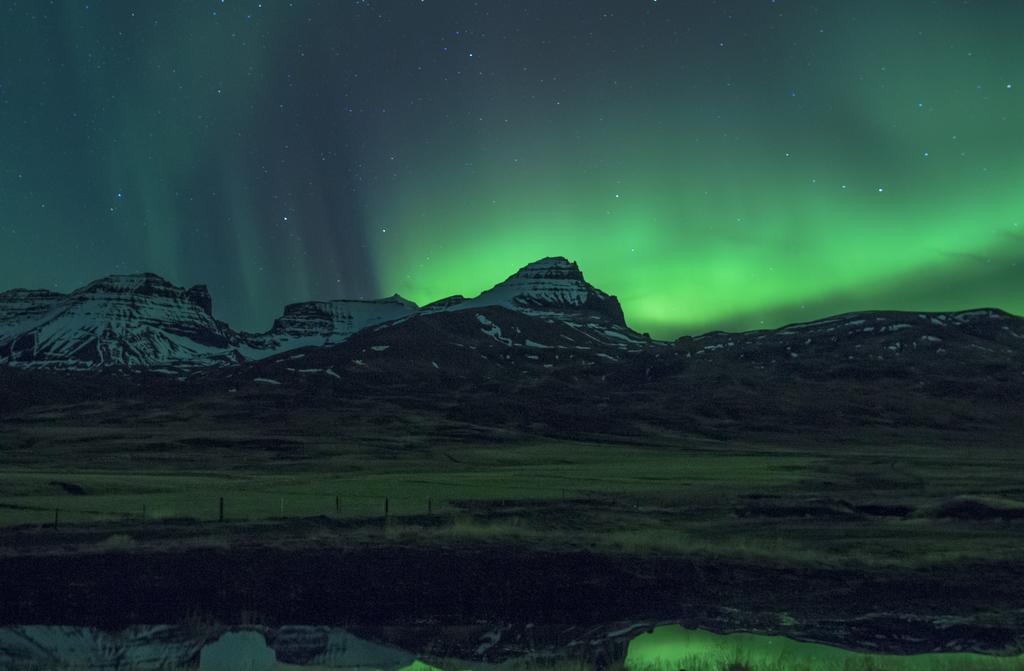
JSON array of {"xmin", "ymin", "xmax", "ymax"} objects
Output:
[
  {"xmin": 477, "ymin": 313, "xmax": 513, "ymax": 346},
  {"xmin": 237, "ymin": 294, "xmax": 418, "ymax": 357}
]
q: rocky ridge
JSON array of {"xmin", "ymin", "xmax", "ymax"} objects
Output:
[{"xmin": 0, "ymin": 257, "xmax": 632, "ymax": 370}]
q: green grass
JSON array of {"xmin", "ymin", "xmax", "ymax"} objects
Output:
[
  {"xmin": 1, "ymin": 393, "xmax": 1023, "ymax": 569},
  {"xmin": 1, "ymin": 430, "xmax": 1022, "ymax": 570}
]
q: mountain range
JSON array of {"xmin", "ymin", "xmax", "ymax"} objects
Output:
[
  {"xmin": 0, "ymin": 257, "xmax": 634, "ymax": 370},
  {"xmin": 1, "ymin": 256, "xmax": 1021, "ymax": 437}
]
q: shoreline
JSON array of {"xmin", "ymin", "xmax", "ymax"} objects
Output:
[{"xmin": 2, "ymin": 519, "xmax": 1022, "ymax": 656}]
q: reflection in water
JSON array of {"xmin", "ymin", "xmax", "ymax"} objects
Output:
[
  {"xmin": 625, "ymin": 625, "xmax": 1024, "ymax": 671},
  {"xmin": 1, "ymin": 624, "xmax": 1021, "ymax": 670},
  {"xmin": 196, "ymin": 631, "xmax": 446, "ymax": 671},
  {"xmin": 199, "ymin": 631, "xmax": 277, "ymax": 671}
]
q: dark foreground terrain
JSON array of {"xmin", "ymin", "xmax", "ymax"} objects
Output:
[
  {"xmin": 1, "ymin": 399, "xmax": 1022, "ymax": 658},
  {"xmin": 3, "ymin": 518, "xmax": 1024, "ymax": 655}
]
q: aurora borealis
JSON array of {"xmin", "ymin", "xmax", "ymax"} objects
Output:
[{"xmin": 1, "ymin": 1, "xmax": 1022, "ymax": 338}]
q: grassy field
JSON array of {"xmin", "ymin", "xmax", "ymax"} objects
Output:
[{"xmin": 1, "ymin": 422, "xmax": 1022, "ymax": 569}]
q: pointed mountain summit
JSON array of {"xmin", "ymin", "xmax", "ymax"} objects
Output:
[{"xmin": 439, "ymin": 256, "xmax": 627, "ymax": 327}]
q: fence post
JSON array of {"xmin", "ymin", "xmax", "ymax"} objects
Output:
[
  {"xmin": 219, "ymin": 497, "xmax": 224, "ymax": 522},
  {"xmin": 54, "ymin": 508, "xmax": 59, "ymax": 529},
  {"xmin": 279, "ymin": 497, "xmax": 284, "ymax": 517},
  {"xmin": 335, "ymin": 495, "xmax": 340, "ymax": 514},
  {"xmin": 384, "ymin": 497, "xmax": 389, "ymax": 520}
]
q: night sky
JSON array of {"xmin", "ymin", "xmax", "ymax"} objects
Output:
[{"xmin": 2, "ymin": 1, "xmax": 1022, "ymax": 338}]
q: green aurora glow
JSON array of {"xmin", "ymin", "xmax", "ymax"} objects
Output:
[
  {"xmin": 369, "ymin": 3, "xmax": 1024, "ymax": 337},
  {"xmin": 1, "ymin": 2, "xmax": 1022, "ymax": 338}
]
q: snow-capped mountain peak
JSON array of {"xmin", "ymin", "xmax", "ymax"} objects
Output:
[
  {"xmin": 234, "ymin": 293, "xmax": 419, "ymax": 357},
  {"xmin": 0, "ymin": 273, "xmax": 234, "ymax": 369},
  {"xmin": 446, "ymin": 256, "xmax": 626, "ymax": 326}
]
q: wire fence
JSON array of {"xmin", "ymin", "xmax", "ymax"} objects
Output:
[{"xmin": 0, "ymin": 487, "xmax": 595, "ymax": 529}]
